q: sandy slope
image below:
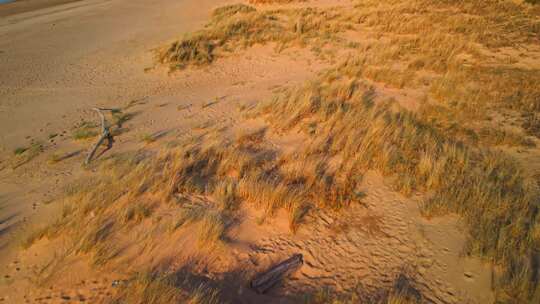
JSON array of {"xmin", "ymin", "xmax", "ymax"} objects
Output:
[
  {"xmin": 0, "ymin": 0, "xmax": 226, "ymax": 150},
  {"xmin": 0, "ymin": 0, "xmax": 325, "ymax": 300},
  {"xmin": 0, "ymin": 0, "xmax": 229, "ymax": 261}
]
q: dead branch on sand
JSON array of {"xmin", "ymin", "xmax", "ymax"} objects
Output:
[{"xmin": 84, "ymin": 108, "xmax": 114, "ymax": 165}]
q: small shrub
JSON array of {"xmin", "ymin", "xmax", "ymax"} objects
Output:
[
  {"xmin": 112, "ymin": 272, "xmax": 220, "ymax": 304},
  {"xmin": 13, "ymin": 147, "xmax": 27, "ymax": 155},
  {"xmin": 288, "ymin": 202, "xmax": 309, "ymax": 233},
  {"xmin": 123, "ymin": 202, "xmax": 153, "ymax": 224},
  {"xmin": 11, "ymin": 142, "xmax": 44, "ymax": 168},
  {"xmin": 212, "ymin": 179, "xmax": 238, "ymax": 211},
  {"xmin": 159, "ymin": 4, "xmax": 349, "ymax": 70},
  {"xmin": 384, "ymin": 274, "xmax": 421, "ymax": 304}
]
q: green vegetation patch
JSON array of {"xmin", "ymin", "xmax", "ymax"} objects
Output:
[{"xmin": 72, "ymin": 121, "xmax": 99, "ymax": 140}]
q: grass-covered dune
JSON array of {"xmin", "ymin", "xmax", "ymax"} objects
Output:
[{"xmin": 22, "ymin": 0, "xmax": 540, "ymax": 303}]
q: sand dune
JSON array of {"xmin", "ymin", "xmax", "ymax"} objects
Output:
[{"xmin": 1, "ymin": 0, "xmax": 539, "ymax": 303}]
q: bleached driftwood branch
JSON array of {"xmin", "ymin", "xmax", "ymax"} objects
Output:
[{"xmin": 84, "ymin": 107, "xmax": 114, "ymax": 165}]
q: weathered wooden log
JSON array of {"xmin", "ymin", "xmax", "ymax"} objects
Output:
[{"xmin": 250, "ymin": 254, "xmax": 303, "ymax": 294}]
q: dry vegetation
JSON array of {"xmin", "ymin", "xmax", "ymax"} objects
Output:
[
  {"xmin": 257, "ymin": 60, "xmax": 540, "ymax": 302},
  {"xmin": 21, "ymin": 0, "xmax": 540, "ymax": 303},
  {"xmin": 110, "ymin": 271, "xmax": 221, "ymax": 304},
  {"xmin": 159, "ymin": 4, "xmax": 351, "ymax": 69}
]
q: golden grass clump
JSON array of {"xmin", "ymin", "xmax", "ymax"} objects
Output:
[
  {"xmin": 196, "ymin": 211, "xmax": 226, "ymax": 249},
  {"xmin": 122, "ymin": 202, "xmax": 153, "ymax": 224},
  {"xmin": 111, "ymin": 272, "xmax": 220, "ymax": 304},
  {"xmin": 477, "ymin": 127, "xmax": 535, "ymax": 148},
  {"xmin": 212, "ymin": 179, "xmax": 238, "ymax": 211},
  {"xmin": 352, "ymin": 0, "xmax": 539, "ymax": 49},
  {"xmin": 170, "ymin": 201, "xmax": 229, "ymax": 249},
  {"xmin": 430, "ymin": 67, "xmax": 540, "ymax": 114},
  {"xmin": 303, "ymin": 272, "xmax": 421, "ymax": 303},
  {"xmin": 383, "ymin": 273, "xmax": 422, "ymax": 304},
  {"xmin": 160, "ymin": 0, "xmax": 540, "ymax": 151},
  {"xmin": 160, "ymin": 4, "xmax": 350, "ymax": 70}
]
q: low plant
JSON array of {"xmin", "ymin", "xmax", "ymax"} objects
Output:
[
  {"xmin": 72, "ymin": 121, "xmax": 99, "ymax": 140},
  {"xmin": 11, "ymin": 142, "xmax": 43, "ymax": 168}
]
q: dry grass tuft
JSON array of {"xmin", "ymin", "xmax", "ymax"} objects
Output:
[
  {"xmin": 197, "ymin": 212, "xmax": 226, "ymax": 249},
  {"xmin": 212, "ymin": 179, "xmax": 238, "ymax": 211},
  {"xmin": 122, "ymin": 202, "xmax": 153, "ymax": 224},
  {"xmin": 111, "ymin": 271, "xmax": 220, "ymax": 304},
  {"xmin": 384, "ymin": 273, "xmax": 422, "ymax": 304}
]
